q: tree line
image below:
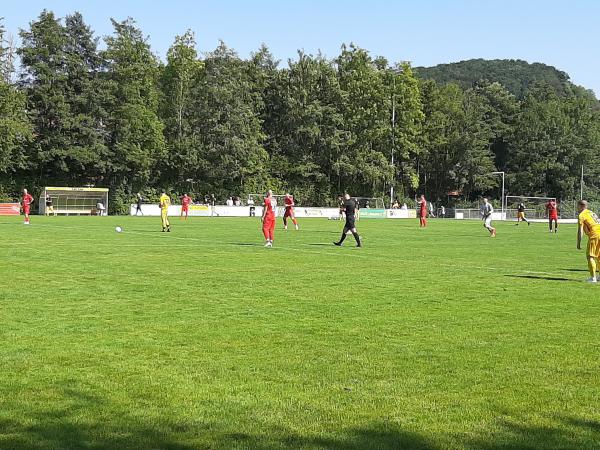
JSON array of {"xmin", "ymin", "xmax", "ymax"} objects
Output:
[{"xmin": 1, "ymin": 10, "xmax": 599, "ymax": 212}]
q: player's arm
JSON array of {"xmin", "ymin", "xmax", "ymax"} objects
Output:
[
  {"xmin": 261, "ymin": 204, "xmax": 267, "ymax": 222},
  {"xmin": 577, "ymin": 224, "xmax": 583, "ymax": 250}
]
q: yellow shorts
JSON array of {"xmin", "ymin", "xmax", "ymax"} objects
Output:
[
  {"xmin": 587, "ymin": 236, "xmax": 600, "ymax": 258},
  {"xmin": 518, "ymin": 212, "xmax": 525, "ymax": 219}
]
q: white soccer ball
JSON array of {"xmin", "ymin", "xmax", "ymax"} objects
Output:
[{"xmin": 115, "ymin": 226, "xmax": 122, "ymax": 233}]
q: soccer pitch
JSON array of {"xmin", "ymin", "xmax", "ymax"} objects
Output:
[{"xmin": 1, "ymin": 216, "xmax": 599, "ymax": 449}]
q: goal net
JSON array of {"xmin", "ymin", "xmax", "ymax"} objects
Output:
[
  {"xmin": 353, "ymin": 197, "xmax": 385, "ymax": 209},
  {"xmin": 247, "ymin": 193, "xmax": 292, "ymax": 208},
  {"xmin": 505, "ymin": 195, "xmax": 556, "ymax": 220}
]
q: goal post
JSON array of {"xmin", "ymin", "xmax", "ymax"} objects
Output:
[
  {"xmin": 353, "ymin": 197, "xmax": 385, "ymax": 210},
  {"xmin": 247, "ymin": 193, "xmax": 290, "ymax": 207},
  {"xmin": 505, "ymin": 195, "xmax": 556, "ymax": 220}
]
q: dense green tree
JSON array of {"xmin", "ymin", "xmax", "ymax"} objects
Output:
[
  {"xmin": 102, "ymin": 18, "xmax": 165, "ymax": 201},
  {"xmin": 159, "ymin": 30, "xmax": 204, "ymax": 189},
  {"xmin": 509, "ymin": 83, "xmax": 600, "ymax": 199},
  {"xmin": 195, "ymin": 42, "xmax": 268, "ymax": 196},
  {"xmin": 420, "ymin": 82, "xmax": 496, "ymax": 200},
  {"xmin": 262, "ymin": 51, "xmax": 348, "ymax": 203},
  {"xmin": 336, "ymin": 44, "xmax": 392, "ymax": 196},
  {"xmin": 18, "ymin": 10, "xmax": 70, "ymax": 184},
  {"xmin": 0, "ymin": 82, "xmax": 32, "ymax": 174}
]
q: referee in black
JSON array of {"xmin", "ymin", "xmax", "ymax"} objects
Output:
[{"xmin": 334, "ymin": 193, "xmax": 362, "ymax": 247}]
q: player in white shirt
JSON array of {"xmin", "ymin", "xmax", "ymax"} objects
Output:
[{"xmin": 480, "ymin": 198, "xmax": 496, "ymax": 237}]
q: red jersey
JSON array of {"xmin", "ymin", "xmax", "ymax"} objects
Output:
[
  {"xmin": 284, "ymin": 196, "xmax": 294, "ymax": 209},
  {"xmin": 419, "ymin": 199, "xmax": 427, "ymax": 212},
  {"xmin": 264, "ymin": 197, "xmax": 276, "ymax": 220},
  {"xmin": 546, "ymin": 201, "xmax": 558, "ymax": 217},
  {"xmin": 22, "ymin": 193, "xmax": 34, "ymax": 206},
  {"xmin": 181, "ymin": 196, "xmax": 191, "ymax": 207}
]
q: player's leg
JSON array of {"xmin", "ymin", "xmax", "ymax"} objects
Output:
[
  {"xmin": 291, "ymin": 212, "xmax": 298, "ymax": 230},
  {"xmin": 554, "ymin": 218, "xmax": 558, "ymax": 233},
  {"xmin": 283, "ymin": 212, "xmax": 288, "ymax": 230},
  {"xmin": 334, "ymin": 226, "xmax": 350, "ymax": 246},
  {"xmin": 350, "ymin": 226, "xmax": 361, "ymax": 247},
  {"xmin": 269, "ymin": 220, "xmax": 275, "ymax": 244},
  {"xmin": 262, "ymin": 221, "xmax": 270, "ymax": 246},
  {"xmin": 588, "ymin": 257, "xmax": 597, "ymax": 282}
]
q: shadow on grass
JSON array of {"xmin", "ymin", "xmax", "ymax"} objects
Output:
[
  {"xmin": 561, "ymin": 268, "xmax": 589, "ymax": 272},
  {"xmin": 464, "ymin": 416, "xmax": 600, "ymax": 450},
  {"xmin": 305, "ymin": 243, "xmax": 335, "ymax": 247},
  {"xmin": 505, "ymin": 274, "xmax": 575, "ymax": 282},
  {"xmin": 2, "ymin": 388, "xmax": 600, "ymax": 450}
]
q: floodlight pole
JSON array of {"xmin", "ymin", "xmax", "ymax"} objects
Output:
[
  {"xmin": 389, "ymin": 75, "xmax": 396, "ymax": 208},
  {"xmin": 580, "ymin": 165, "xmax": 584, "ymax": 200},
  {"xmin": 492, "ymin": 171, "xmax": 505, "ymax": 219}
]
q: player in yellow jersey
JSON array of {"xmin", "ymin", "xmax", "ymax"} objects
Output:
[
  {"xmin": 159, "ymin": 190, "xmax": 171, "ymax": 232},
  {"xmin": 576, "ymin": 200, "xmax": 600, "ymax": 283}
]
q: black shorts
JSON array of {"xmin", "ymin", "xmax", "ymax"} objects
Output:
[{"xmin": 344, "ymin": 215, "xmax": 356, "ymax": 230}]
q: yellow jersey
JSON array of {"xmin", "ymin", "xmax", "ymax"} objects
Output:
[
  {"xmin": 159, "ymin": 194, "xmax": 171, "ymax": 210},
  {"xmin": 578, "ymin": 209, "xmax": 600, "ymax": 238}
]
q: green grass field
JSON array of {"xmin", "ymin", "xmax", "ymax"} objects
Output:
[{"xmin": 1, "ymin": 215, "xmax": 599, "ymax": 450}]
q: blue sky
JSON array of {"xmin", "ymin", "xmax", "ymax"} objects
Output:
[{"xmin": 2, "ymin": 0, "xmax": 599, "ymax": 95}]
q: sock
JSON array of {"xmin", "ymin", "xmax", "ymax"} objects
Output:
[
  {"xmin": 352, "ymin": 232, "xmax": 361, "ymax": 245},
  {"xmin": 292, "ymin": 218, "xmax": 298, "ymax": 225},
  {"xmin": 589, "ymin": 258, "xmax": 597, "ymax": 278},
  {"xmin": 338, "ymin": 233, "xmax": 347, "ymax": 244}
]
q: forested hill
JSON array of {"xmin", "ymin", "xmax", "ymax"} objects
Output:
[{"xmin": 415, "ymin": 59, "xmax": 593, "ymax": 99}]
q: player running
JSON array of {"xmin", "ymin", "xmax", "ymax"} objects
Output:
[
  {"xmin": 334, "ymin": 193, "xmax": 362, "ymax": 247},
  {"xmin": 159, "ymin": 190, "xmax": 171, "ymax": 232},
  {"xmin": 546, "ymin": 199, "xmax": 558, "ymax": 233},
  {"xmin": 417, "ymin": 194, "xmax": 427, "ymax": 227},
  {"xmin": 180, "ymin": 193, "xmax": 192, "ymax": 220},
  {"xmin": 283, "ymin": 193, "xmax": 299, "ymax": 230},
  {"xmin": 481, "ymin": 198, "xmax": 496, "ymax": 237},
  {"xmin": 516, "ymin": 202, "xmax": 530, "ymax": 226},
  {"xmin": 135, "ymin": 193, "xmax": 144, "ymax": 216},
  {"xmin": 576, "ymin": 200, "xmax": 600, "ymax": 283},
  {"xmin": 261, "ymin": 190, "xmax": 277, "ymax": 247},
  {"xmin": 21, "ymin": 188, "xmax": 34, "ymax": 225}
]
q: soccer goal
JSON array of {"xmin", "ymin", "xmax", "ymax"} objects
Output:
[
  {"xmin": 247, "ymin": 193, "xmax": 291, "ymax": 207},
  {"xmin": 354, "ymin": 197, "xmax": 385, "ymax": 209},
  {"xmin": 505, "ymin": 195, "xmax": 556, "ymax": 221}
]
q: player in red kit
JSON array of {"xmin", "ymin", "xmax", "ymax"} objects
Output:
[
  {"xmin": 283, "ymin": 193, "xmax": 299, "ymax": 230},
  {"xmin": 21, "ymin": 188, "xmax": 34, "ymax": 225},
  {"xmin": 180, "ymin": 193, "xmax": 192, "ymax": 220},
  {"xmin": 261, "ymin": 190, "xmax": 277, "ymax": 247},
  {"xmin": 417, "ymin": 194, "xmax": 427, "ymax": 227},
  {"xmin": 546, "ymin": 199, "xmax": 559, "ymax": 233}
]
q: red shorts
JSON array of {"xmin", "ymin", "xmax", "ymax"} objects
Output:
[
  {"xmin": 182, "ymin": 206, "xmax": 189, "ymax": 212},
  {"xmin": 23, "ymin": 205, "xmax": 30, "ymax": 215},
  {"xmin": 284, "ymin": 208, "xmax": 294, "ymax": 218},
  {"xmin": 549, "ymin": 214, "xmax": 558, "ymax": 220},
  {"xmin": 419, "ymin": 210, "xmax": 427, "ymax": 218},
  {"xmin": 263, "ymin": 217, "xmax": 275, "ymax": 239}
]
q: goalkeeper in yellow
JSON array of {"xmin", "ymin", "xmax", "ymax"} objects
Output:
[
  {"xmin": 159, "ymin": 190, "xmax": 171, "ymax": 232},
  {"xmin": 576, "ymin": 200, "xmax": 600, "ymax": 283}
]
